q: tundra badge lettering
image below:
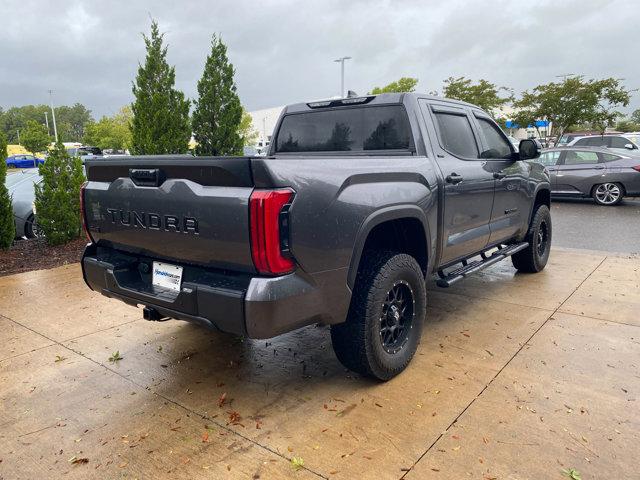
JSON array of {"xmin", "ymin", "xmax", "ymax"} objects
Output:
[{"xmin": 106, "ymin": 208, "xmax": 199, "ymax": 234}]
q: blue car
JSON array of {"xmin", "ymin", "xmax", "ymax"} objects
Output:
[{"xmin": 6, "ymin": 154, "xmax": 45, "ymax": 168}]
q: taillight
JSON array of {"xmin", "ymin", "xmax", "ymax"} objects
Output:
[
  {"xmin": 632, "ymin": 165, "xmax": 640, "ymax": 172},
  {"xmin": 250, "ymin": 188, "xmax": 295, "ymax": 275},
  {"xmin": 79, "ymin": 181, "xmax": 93, "ymax": 242}
]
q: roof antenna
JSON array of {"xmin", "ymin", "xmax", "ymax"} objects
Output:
[{"xmin": 347, "ymin": 90, "xmax": 358, "ymax": 98}]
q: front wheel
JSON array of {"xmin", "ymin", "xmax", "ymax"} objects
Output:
[
  {"xmin": 331, "ymin": 251, "xmax": 426, "ymax": 381},
  {"xmin": 511, "ymin": 205, "xmax": 552, "ymax": 273},
  {"xmin": 593, "ymin": 182, "xmax": 623, "ymax": 206}
]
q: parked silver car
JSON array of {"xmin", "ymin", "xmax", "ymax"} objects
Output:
[
  {"xmin": 566, "ymin": 134, "xmax": 639, "ymax": 152},
  {"xmin": 534, "ymin": 147, "xmax": 640, "ymax": 205},
  {"xmin": 5, "ymin": 170, "xmax": 42, "ymax": 238}
]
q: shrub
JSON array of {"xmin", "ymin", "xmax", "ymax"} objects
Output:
[
  {"xmin": 34, "ymin": 141, "xmax": 85, "ymax": 245},
  {"xmin": 0, "ymin": 131, "xmax": 15, "ymax": 248}
]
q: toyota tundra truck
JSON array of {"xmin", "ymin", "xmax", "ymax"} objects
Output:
[{"xmin": 81, "ymin": 93, "xmax": 551, "ymax": 380}]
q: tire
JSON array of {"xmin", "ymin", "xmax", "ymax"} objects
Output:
[
  {"xmin": 511, "ymin": 205, "xmax": 551, "ymax": 273},
  {"xmin": 331, "ymin": 251, "xmax": 426, "ymax": 381},
  {"xmin": 25, "ymin": 214, "xmax": 44, "ymax": 239},
  {"xmin": 592, "ymin": 182, "xmax": 623, "ymax": 206}
]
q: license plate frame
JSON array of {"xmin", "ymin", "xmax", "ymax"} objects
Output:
[{"xmin": 152, "ymin": 261, "xmax": 183, "ymax": 292}]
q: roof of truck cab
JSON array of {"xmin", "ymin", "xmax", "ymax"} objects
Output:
[{"xmin": 283, "ymin": 92, "xmax": 477, "ymax": 114}]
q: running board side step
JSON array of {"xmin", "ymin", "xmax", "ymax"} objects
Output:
[{"xmin": 436, "ymin": 242, "xmax": 529, "ymax": 288}]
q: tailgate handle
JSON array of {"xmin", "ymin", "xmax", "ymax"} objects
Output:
[{"xmin": 129, "ymin": 168, "xmax": 165, "ymax": 187}]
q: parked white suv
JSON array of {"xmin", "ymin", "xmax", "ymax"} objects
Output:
[{"xmin": 567, "ymin": 135, "xmax": 639, "ymax": 152}]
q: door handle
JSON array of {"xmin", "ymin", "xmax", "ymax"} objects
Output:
[
  {"xmin": 594, "ymin": 165, "xmax": 605, "ymax": 170},
  {"xmin": 446, "ymin": 173, "xmax": 463, "ymax": 184},
  {"xmin": 493, "ymin": 171, "xmax": 507, "ymax": 179}
]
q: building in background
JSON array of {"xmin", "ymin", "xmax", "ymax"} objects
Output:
[{"xmin": 247, "ymin": 106, "xmax": 284, "ymax": 154}]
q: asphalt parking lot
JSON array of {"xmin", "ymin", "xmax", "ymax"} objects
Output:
[
  {"xmin": 552, "ymin": 197, "xmax": 640, "ymax": 254},
  {"xmin": 1, "ymin": 246, "xmax": 638, "ymax": 479}
]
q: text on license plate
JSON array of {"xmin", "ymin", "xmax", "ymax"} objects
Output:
[{"xmin": 152, "ymin": 261, "xmax": 183, "ymax": 292}]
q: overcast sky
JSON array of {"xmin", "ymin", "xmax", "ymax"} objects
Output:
[{"xmin": 1, "ymin": 0, "xmax": 638, "ymax": 118}]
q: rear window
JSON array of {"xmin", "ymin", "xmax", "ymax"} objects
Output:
[
  {"xmin": 275, "ymin": 105, "xmax": 413, "ymax": 153},
  {"xmin": 610, "ymin": 136, "xmax": 630, "ymax": 148},
  {"xmin": 601, "ymin": 153, "xmax": 620, "ymax": 162}
]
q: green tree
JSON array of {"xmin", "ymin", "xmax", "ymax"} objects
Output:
[
  {"xmin": 55, "ymin": 103, "xmax": 93, "ymax": 141},
  {"xmin": 20, "ymin": 120, "xmax": 51, "ymax": 160},
  {"xmin": 511, "ymin": 90, "xmax": 545, "ymax": 137},
  {"xmin": 131, "ymin": 20, "xmax": 191, "ymax": 155},
  {"xmin": 370, "ymin": 77, "xmax": 418, "ymax": 94},
  {"xmin": 34, "ymin": 141, "xmax": 85, "ymax": 245},
  {"xmin": 192, "ymin": 34, "xmax": 243, "ymax": 156},
  {"xmin": 631, "ymin": 108, "xmax": 640, "ymax": 125},
  {"xmin": 615, "ymin": 119, "xmax": 639, "ymax": 132},
  {"xmin": 0, "ymin": 104, "xmax": 93, "ymax": 143},
  {"xmin": 0, "ymin": 131, "xmax": 15, "ymax": 248},
  {"xmin": 239, "ymin": 108, "xmax": 258, "ymax": 148},
  {"xmin": 443, "ymin": 77, "xmax": 511, "ymax": 117},
  {"xmin": 84, "ymin": 106, "xmax": 133, "ymax": 150},
  {"xmin": 1, "ymin": 105, "xmax": 49, "ymax": 143},
  {"xmin": 514, "ymin": 76, "xmax": 633, "ymax": 138}
]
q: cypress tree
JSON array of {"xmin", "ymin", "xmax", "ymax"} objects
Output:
[
  {"xmin": 34, "ymin": 141, "xmax": 85, "ymax": 245},
  {"xmin": 0, "ymin": 131, "xmax": 15, "ymax": 248},
  {"xmin": 131, "ymin": 20, "xmax": 191, "ymax": 155},
  {"xmin": 192, "ymin": 34, "xmax": 243, "ymax": 156}
]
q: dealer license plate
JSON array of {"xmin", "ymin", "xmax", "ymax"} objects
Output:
[{"xmin": 152, "ymin": 261, "xmax": 183, "ymax": 292}]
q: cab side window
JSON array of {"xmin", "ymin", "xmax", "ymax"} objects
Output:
[
  {"xmin": 432, "ymin": 111, "xmax": 479, "ymax": 158},
  {"xmin": 475, "ymin": 117, "xmax": 513, "ymax": 159},
  {"xmin": 537, "ymin": 151, "xmax": 561, "ymax": 166},
  {"xmin": 564, "ymin": 151, "xmax": 599, "ymax": 165}
]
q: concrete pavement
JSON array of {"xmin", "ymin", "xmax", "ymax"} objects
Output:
[{"xmin": 1, "ymin": 248, "xmax": 638, "ymax": 479}]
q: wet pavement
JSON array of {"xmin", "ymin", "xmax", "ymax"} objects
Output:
[
  {"xmin": 1, "ymin": 248, "xmax": 639, "ymax": 479},
  {"xmin": 552, "ymin": 197, "xmax": 640, "ymax": 254}
]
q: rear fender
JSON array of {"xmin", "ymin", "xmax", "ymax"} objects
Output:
[{"xmin": 347, "ymin": 206, "xmax": 431, "ymax": 289}]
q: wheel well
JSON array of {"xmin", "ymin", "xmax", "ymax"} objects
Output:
[
  {"xmin": 358, "ymin": 218, "xmax": 428, "ymax": 276},
  {"xmin": 534, "ymin": 189, "xmax": 550, "ymax": 210}
]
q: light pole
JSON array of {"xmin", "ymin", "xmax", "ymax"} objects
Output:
[
  {"xmin": 44, "ymin": 111, "xmax": 50, "ymax": 136},
  {"xmin": 48, "ymin": 89, "xmax": 58, "ymax": 142},
  {"xmin": 334, "ymin": 56, "xmax": 351, "ymax": 98}
]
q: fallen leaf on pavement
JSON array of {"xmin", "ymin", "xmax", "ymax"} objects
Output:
[
  {"xmin": 562, "ymin": 468, "xmax": 582, "ymax": 480},
  {"xmin": 290, "ymin": 457, "xmax": 304, "ymax": 471}
]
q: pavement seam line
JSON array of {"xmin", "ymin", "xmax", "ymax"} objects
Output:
[
  {"xmin": 400, "ymin": 255, "xmax": 608, "ymax": 478},
  {"xmin": 0, "ymin": 313, "xmax": 139, "ymax": 363},
  {"xmin": 555, "ymin": 310, "xmax": 640, "ymax": 329},
  {"xmin": 1, "ymin": 313, "xmax": 328, "ymax": 479},
  {"xmin": 428, "ymin": 289, "xmax": 556, "ymax": 312}
]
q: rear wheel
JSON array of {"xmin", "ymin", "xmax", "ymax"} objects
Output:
[
  {"xmin": 331, "ymin": 251, "xmax": 426, "ymax": 381},
  {"xmin": 25, "ymin": 214, "xmax": 44, "ymax": 239},
  {"xmin": 511, "ymin": 205, "xmax": 551, "ymax": 273},
  {"xmin": 592, "ymin": 182, "xmax": 623, "ymax": 206}
]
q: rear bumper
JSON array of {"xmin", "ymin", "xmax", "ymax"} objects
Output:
[{"xmin": 81, "ymin": 244, "xmax": 341, "ymax": 339}]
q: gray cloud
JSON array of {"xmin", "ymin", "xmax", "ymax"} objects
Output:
[{"xmin": 1, "ymin": 0, "xmax": 638, "ymax": 118}]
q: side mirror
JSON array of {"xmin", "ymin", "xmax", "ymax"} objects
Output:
[
  {"xmin": 624, "ymin": 143, "xmax": 636, "ymax": 150},
  {"xmin": 518, "ymin": 138, "xmax": 542, "ymax": 160}
]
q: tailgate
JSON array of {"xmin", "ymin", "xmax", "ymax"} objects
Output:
[{"xmin": 84, "ymin": 156, "xmax": 256, "ymax": 272}]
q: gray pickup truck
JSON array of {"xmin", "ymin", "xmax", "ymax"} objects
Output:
[{"xmin": 81, "ymin": 93, "xmax": 551, "ymax": 380}]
